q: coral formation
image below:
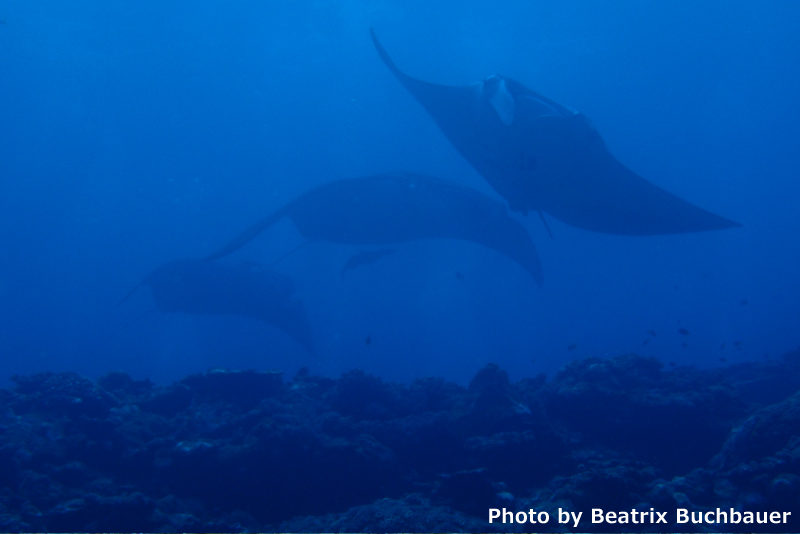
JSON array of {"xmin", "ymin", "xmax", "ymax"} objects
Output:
[{"xmin": 0, "ymin": 351, "xmax": 799, "ymax": 531}]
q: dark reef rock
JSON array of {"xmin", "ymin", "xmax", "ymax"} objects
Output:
[
  {"xmin": 717, "ymin": 348, "xmax": 800, "ymax": 406},
  {"xmin": 10, "ymin": 372, "xmax": 120, "ymax": 418},
  {"xmin": 542, "ymin": 354, "xmax": 747, "ymax": 475},
  {"xmin": 0, "ymin": 352, "xmax": 798, "ymax": 532},
  {"xmin": 180, "ymin": 368, "xmax": 285, "ymax": 410},
  {"xmin": 279, "ymin": 494, "xmax": 502, "ymax": 533},
  {"xmin": 549, "ymin": 458, "xmax": 658, "ymax": 510},
  {"xmin": 466, "ymin": 364, "xmax": 533, "ymax": 431},
  {"xmin": 713, "ymin": 389, "xmax": 800, "ymax": 470}
]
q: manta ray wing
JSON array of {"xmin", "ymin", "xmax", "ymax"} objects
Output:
[{"xmin": 503, "ymin": 111, "xmax": 741, "ymax": 234}]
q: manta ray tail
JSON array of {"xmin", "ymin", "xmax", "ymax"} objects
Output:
[
  {"xmin": 205, "ymin": 208, "xmax": 287, "ymax": 261},
  {"xmin": 118, "ymin": 282, "xmax": 142, "ymax": 306}
]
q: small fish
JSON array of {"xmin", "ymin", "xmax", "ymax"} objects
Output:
[
  {"xmin": 567, "ymin": 344, "xmax": 577, "ymax": 351},
  {"xmin": 720, "ymin": 357, "xmax": 727, "ymax": 362},
  {"xmin": 455, "ymin": 270, "xmax": 465, "ymax": 280},
  {"xmin": 720, "ymin": 342, "xmax": 726, "ymax": 349},
  {"xmin": 734, "ymin": 341, "xmax": 742, "ymax": 350},
  {"xmin": 681, "ymin": 342, "xmax": 689, "ymax": 348},
  {"xmin": 365, "ymin": 335, "xmax": 372, "ymax": 346},
  {"xmin": 642, "ymin": 339, "xmax": 650, "ymax": 345},
  {"xmin": 740, "ymin": 299, "xmax": 748, "ymax": 305},
  {"xmin": 647, "ymin": 329, "xmax": 657, "ymax": 337},
  {"xmin": 678, "ymin": 328, "xmax": 690, "ymax": 336},
  {"xmin": 669, "ymin": 361, "xmax": 677, "ymax": 367}
]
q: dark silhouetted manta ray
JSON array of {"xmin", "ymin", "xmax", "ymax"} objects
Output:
[
  {"xmin": 340, "ymin": 249, "xmax": 395, "ymax": 278},
  {"xmin": 128, "ymin": 259, "xmax": 315, "ymax": 355},
  {"xmin": 206, "ymin": 172, "xmax": 543, "ymax": 285},
  {"xmin": 370, "ymin": 29, "xmax": 740, "ymax": 236}
]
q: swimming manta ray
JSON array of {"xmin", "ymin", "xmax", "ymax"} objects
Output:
[
  {"xmin": 206, "ymin": 172, "xmax": 543, "ymax": 285},
  {"xmin": 370, "ymin": 30, "xmax": 740, "ymax": 235},
  {"xmin": 129, "ymin": 259, "xmax": 315, "ymax": 355},
  {"xmin": 340, "ymin": 249, "xmax": 396, "ymax": 278}
]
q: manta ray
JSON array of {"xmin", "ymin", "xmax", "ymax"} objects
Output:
[
  {"xmin": 340, "ymin": 249, "xmax": 396, "ymax": 278},
  {"xmin": 370, "ymin": 30, "xmax": 740, "ymax": 235},
  {"xmin": 206, "ymin": 172, "xmax": 543, "ymax": 285},
  {"xmin": 129, "ymin": 259, "xmax": 315, "ymax": 355}
]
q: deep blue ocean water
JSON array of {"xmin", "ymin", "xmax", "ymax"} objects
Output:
[{"xmin": 1, "ymin": 0, "xmax": 798, "ymax": 386}]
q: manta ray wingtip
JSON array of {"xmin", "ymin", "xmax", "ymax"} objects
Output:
[
  {"xmin": 369, "ymin": 27, "xmax": 381, "ymax": 49},
  {"xmin": 369, "ymin": 27, "xmax": 383, "ymax": 46},
  {"xmin": 369, "ymin": 28, "xmax": 401, "ymax": 75}
]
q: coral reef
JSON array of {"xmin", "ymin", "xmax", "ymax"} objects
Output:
[{"xmin": 0, "ymin": 351, "xmax": 799, "ymax": 532}]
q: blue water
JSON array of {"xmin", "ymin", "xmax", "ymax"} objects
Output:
[{"xmin": 1, "ymin": 0, "xmax": 798, "ymax": 386}]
